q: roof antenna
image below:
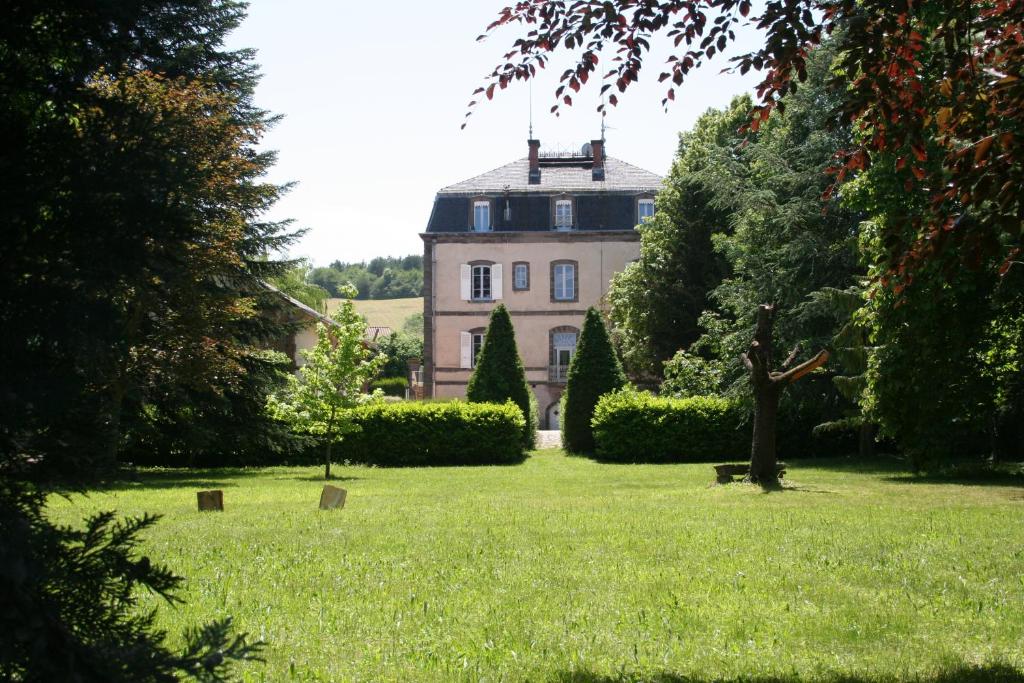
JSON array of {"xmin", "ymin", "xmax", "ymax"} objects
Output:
[
  {"xmin": 599, "ymin": 90, "xmax": 608, "ymax": 148},
  {"xmin": 528, "ymin": 80, "xmax": 534, "ymax": 139}
]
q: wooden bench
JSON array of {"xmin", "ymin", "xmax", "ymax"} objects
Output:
[{"xmin": 713, "ymin": 463, "xmax": 786, "ymax": 484}]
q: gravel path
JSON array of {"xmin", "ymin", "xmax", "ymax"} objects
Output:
[{"xmin": 535, "ymin": 430, "xmax": 562, "ymax": 450}]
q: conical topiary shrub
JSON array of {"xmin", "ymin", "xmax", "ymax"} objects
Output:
[
  {"xmin": 562, "ymin": 307, "xmax": 627, "ymax": 453},
  {"xmin": 466, "ymin": 304, "xmax": 536, "ymax": 448}
]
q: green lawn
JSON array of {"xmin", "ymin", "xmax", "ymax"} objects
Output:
[
  {"xmin": 48, "ymin": 452, "xmax": 1024, "ymax": 682},
  {"xmin": 327, "ymin": 297, "xmax": 422, "ymax": 332}
]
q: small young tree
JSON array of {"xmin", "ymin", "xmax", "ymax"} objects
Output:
[
  {"xmin": 466, "ymin": 304, "xmax": 536, "ymax": 448},
  {"xmin": 562, "ymin": 308, "xmax": 628, "ymax": 453},
  {"xmin": 268, "ymin": 286, "xmax": 384, "ymax": 479}
]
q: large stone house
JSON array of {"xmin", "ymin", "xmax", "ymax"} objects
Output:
[{"xmin": 421, "ymin": 138, "xmax": 663, "ymax": 428}]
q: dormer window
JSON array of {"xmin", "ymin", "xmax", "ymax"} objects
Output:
[
  {"xmin": 554, "ymin": 199, "xmax": 573, "ymax": 231},
  {"xmin": 638, "ymin": 197, "xmax": 655, "ymax": 223},
  {"xmin": 473, "ymin": 200, "xmax": 491, "ymax": 231}
]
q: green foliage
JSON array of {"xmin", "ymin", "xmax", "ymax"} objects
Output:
[
  {"xmin": 340, "ymin": 401, "xmax": 526, "ymax": 466},
  {"xmin": 375, "ymin": 332, "xmax": 423, "ymax": 379},
  {"xmin": 1, "ymin": 1, "xmax": 286, "ymax": 678},
  {"xmin": 402, "ymin": 311, "xmax": 425, "ymax": 339},
  {"xmin": 270, "ymin": 261, "xmax": 330, "ymax": 314},
  {"xmin": 561, "ymin": 308, "xmax": 627, "ymax": 453},
  {"xmin": 1, "ymin": 477, "xmax": 263, "ymax": 680},
  {"xmin": 691, "ymin": 42, "xmax": 861, "ymax": 397},
  {"xmin": 591, "ymin": 390, "xmax": 748, "ymax": 462},
  {"xmin": 268, "ymin": 290, "xmax": 385, "ymax": 478},
  {"xmin": 369, "ymin": 377, "xmax": 409, "ymax": 398},
  {"xmin": 466, "ymin": 305, "xmax": 536, "ymax": 448},
  {"xmin": 123, "ymin": 349, "xmax": 303, "ymax": 468},
  {"xmin": 846, "ymin": 115, "xmax": 1024, "ymax": 466},
  {"xmin": 607, "ymin": 98, "xmax": 747, "ymax": 376},
  {"xmin": 661, "ymin": 350, "xmax": 726, "ymax": 398},
  {"xmin": 861, "ymin": 243, "xmax": 1020, "ymax": 467},
  {"xmin": 311, "ymin": 255, "xmax": 422, "ymax": 300}
]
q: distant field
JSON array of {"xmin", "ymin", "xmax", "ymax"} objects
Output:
[{"xmin": 328, "ymin": 296, "xmax": 422, "ymax": 332}]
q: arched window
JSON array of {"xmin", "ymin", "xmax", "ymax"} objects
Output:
[
  {"xmin": 549, "ymin": 325, "xmax": 579, "ymax": 381},
  {"xmin": 460, "ymin": 327, "xmax": 487, "ymax": 369}
]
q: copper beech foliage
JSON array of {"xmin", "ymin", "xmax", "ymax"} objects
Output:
[{"xmin": 468, "ymin": 0, "xmax": 1024, "ymax": 286}]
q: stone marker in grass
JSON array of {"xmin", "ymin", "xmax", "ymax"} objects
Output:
[
  {"xmin": 319, "ymin": 485, "xmax": 347, "ymax": 510},
  {"xmin": 196, "ymin": 490, "xmax": 224, "ymax": 511}
]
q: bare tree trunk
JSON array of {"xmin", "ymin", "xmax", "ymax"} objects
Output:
[
  {"xmin": 858, "ymin": 422, "xmax": 876, "ymax": 459},
  {"xmin": 324, "ymin": 440, "xmax": 333, "ymax": 480},
  {"xmin": 750, "ymin": 381, "xmax": 782, "ymax": 482},
  {"xmin": 741, "ymin": 304, "xmax": 829, "ymax": 488}
]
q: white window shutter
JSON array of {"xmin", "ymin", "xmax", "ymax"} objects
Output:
[
  {"xmin": 492, "ymin": 263, "xmax": 503, "ymax": 300},
  {"xmin": 460, "ymin": 264, "xmax": 471, "ymax": 301},
  {"xmin": 460, "ymin": 331, "xmax": 472, "ymax": 368}
]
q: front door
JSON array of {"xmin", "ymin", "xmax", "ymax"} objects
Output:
[{"xmin": 547, "ymin": 402, "xmax": 560, "ymax": 430}]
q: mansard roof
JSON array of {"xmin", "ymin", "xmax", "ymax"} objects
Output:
[{"xmin": 437, "ymin": 156, "xmax": 663, "ymax": 195}]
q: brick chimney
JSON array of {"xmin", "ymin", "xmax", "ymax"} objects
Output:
[
  {"xmin": 528, "ymin": 139, "xmax": 541, "ymax": 184},
  {"xmin": 591, "ymin": 139, "xmax": 605, "ymax": 181}
]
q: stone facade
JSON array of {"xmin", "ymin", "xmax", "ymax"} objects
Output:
[{"xmin": 421, "ymin": 140, "xmax": 661, "ymax": 428}]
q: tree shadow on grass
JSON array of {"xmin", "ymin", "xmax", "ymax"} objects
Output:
[
  {"xmin": 87, "ymin": 468, "xmax": 257, "ymax": 492},
  {"xmin": 882, "ymin": 462, "xmax": 1024, "ymax": 488},
  {"xmin": 781, "ymin": 456, "xmax": 910, "ymax": 476},
  {"xmin": 284, "ymin": 475, "xmax": 363, "ymax": 483},
  {"xmin": 553, "ymin": 661, "xmax": 1024, "ymax": 683}
]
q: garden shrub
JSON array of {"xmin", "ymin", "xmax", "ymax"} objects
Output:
[
  {"xmin": 369, "ymin": 377, "xmax": 408, "ymax": 397},
  {"xmin": 592, "ymin": 389, "xmax": 749, "ymax": 462},
  {"xmin": 466, "ymin": 304, "xmax": 536, "ymax": 448},
  {"xmin": 562, "ymin": 308, "xmax": 627, "ymax": 453},
  {"xmin": 340, "ymin": 400, "xmax": 526, "ymax": 466}
]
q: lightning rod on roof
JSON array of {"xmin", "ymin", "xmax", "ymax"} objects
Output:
[{"xmin": 529, "ymin": 80, "xmax": 534, "ymax": 139}]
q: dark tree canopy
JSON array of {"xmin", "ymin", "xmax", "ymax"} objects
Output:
[
  {"xmin": 470, "ymin": 0, "xmax": 1024, "ymax": 288},
  {"xmin": 1, "ymin": 1, "xmax": 285, "ymax": 678}
]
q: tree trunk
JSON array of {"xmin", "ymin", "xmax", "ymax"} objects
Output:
[
  {"xmin": 324, "ymin": 440, "xmax": 333, "ymax": 480},
  {"xmin": 749, "ymin": 381, "xmax": 782, "ymax": 483},
  {"xmin": 740, "ymin": 304, "xmax": 829, "ymax": 488},
  {"xmin": 858, "ymin": 422, "xmax": 876, "ymax": 459}
]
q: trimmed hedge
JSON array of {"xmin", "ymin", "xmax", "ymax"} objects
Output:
[
  {"xmin": 340, "ymin": 400, "xmax": 526, "ymax": 466},
  {"xmin": 369, "ymin": 376, "xmax": 408, "ymax": 397},
  {"xmin": 592, "ymin": 390, "xmax": 749, "ymax": 462}
]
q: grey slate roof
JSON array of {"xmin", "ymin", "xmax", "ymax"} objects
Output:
[{"xmin": 437, "ymin": 156, "xmax": 663, "ymax": 195}]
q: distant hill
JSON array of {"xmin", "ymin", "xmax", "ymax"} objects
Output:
[
  {"xmin": 328, "ymin": 297, "xmax": 422, "ymax": 333},
  {"xmin": 311, "ymin": 255, "xmax": 422, "ymax": 300}
]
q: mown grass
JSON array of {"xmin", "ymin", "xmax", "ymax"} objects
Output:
[
  {"xmin": 327, "ymin": 296, "xmax": 422, "ymax": 331},
  {"xmin": 47, "ymin": 452, "xmax": 1024, "ymax": 682}
]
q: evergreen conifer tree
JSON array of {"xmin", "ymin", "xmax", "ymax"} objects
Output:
[
  {"xmin": 562, "ymin": 308, "xmax": 627, "ymax": 453},
  {"xmin": 466, "ymin": 305, "xmax": 536, "ymax": 448}
]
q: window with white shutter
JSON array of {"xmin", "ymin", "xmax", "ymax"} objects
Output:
[
  {"xmin": 471, "ymin": 264, "xmax": 491, "ymax": 300},
  {"xmin": 491, "ymin": 263, "xmax": 503, "ymax": 299},
  {"xmin": 460, "ymin": 264, "xmax": 472, "ymax": 300},
  {"xmin": 460, "ymin": 331, "xmax": 472, "ymax": 368}
]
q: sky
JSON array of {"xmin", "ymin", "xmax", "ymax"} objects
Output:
[{"xmin": 225, "ymin": 1, "xmax": 764, "ymax": 265}]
